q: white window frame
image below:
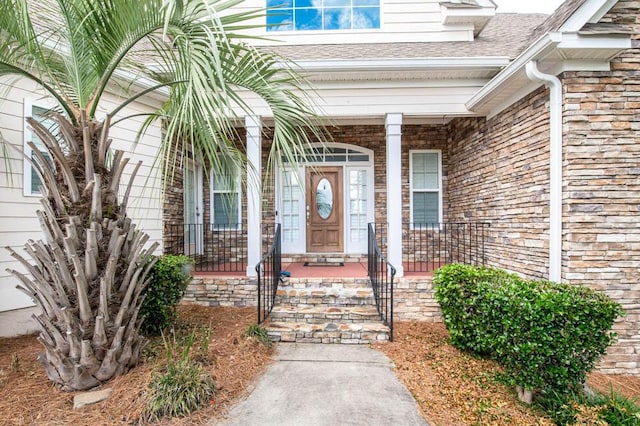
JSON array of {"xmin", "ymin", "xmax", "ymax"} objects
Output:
[
  {"xmin": 23, "ymin": 98, "xmax": 56, "ymax": 197},
  {"xmin": 209, "ymin": 169, "xmax": 242, "ymax": 231},
  {"xmin": 409, "ymin": 149, "xmax": 443, "ymax": 229}
]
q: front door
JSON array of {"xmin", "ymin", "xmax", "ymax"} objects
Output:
[{"xmin": 306, "ymin": 167, "xmax": 343, "ymax": 253}]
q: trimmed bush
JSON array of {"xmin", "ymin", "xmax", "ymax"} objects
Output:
[
  {"xmin": 141, "ymin": 255, "xmax": 194, "ymax": 336},
  {"xmin": 434, "ymin": 264, "xmax": 623, "ymax": 395}
]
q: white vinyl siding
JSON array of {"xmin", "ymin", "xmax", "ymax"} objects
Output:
[
  {"xmin": 210, "ymin": 170, "xmax": 241, "ymax": 229},
  {"xmin": 1, "ymin": 81, "xmax": 164, "ymax": 313},
  {"xmin": 236, "ymin": 0, "xmax": 481, "ymax": 44},
  {"xmin": 410, "ymin": 150, "xmax": 442, "ymax": 225}
]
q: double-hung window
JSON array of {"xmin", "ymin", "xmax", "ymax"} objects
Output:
[
  {"xmin": 23, "ymin": 101, "xmax": 55, "ymax": 196},
  {"xmin": 410, "ymin": 150, "xmax": 442, "ymax": 226},
  {"xmin": 210, "ymin": 170, "xmax": 240, "ymax": 229},
  {"xmin": 267, "ymin": 0, "xmax": 381, "ymax": 32}
]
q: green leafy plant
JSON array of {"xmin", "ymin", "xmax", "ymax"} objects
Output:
[
  {"xmin": 140, "ymin": 255, "xmax": 194, "ymax": 336},
  {"xmin": 246, "ymin": 324, "xmax": 272, "ymax": 347},
  {"xmin": 434, "ymin": 264, "xmax": 623, "ymax": 398},
  {"xmin": 535, "ymin": 387, "xmax": 640, "ymax": 425},
  {"xmin": 145, "ymin": 329, "xmax": 215, "ymax": 421}
]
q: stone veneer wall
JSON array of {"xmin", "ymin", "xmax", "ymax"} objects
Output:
[
  {"xmin": 183, "ymin": 277, "xmax": 257, "ymax": 307},
  {"xmin": 162, "ymin": 130, "xmax": 250, "ymax": 269},
  {"xmin": 446, "ymin": 88, "xmax": 552, "ymax": 279},
  {"xmin": 394, "ymin": 277, "xmax": 442, "ymax": 321},
  {"xmin": 444, "ymin": 0, "xmax": 640, "ymax": 373},
  {"xmin": 558, "ymin": 0, "xmax": 640, "ymax": 374}
]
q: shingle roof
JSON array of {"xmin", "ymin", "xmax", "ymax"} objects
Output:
[
  {"xmin": 264, "ymin": 13, "xmax": 548, "ymax": 61},
  {"xmin": 530, "ymin": 0, "xmax": 587, "ymax": 39}
]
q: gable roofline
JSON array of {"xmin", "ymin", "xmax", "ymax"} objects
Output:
[{"xmin": 466, "ymin": 0, "xmax": 631, "ymax": 116}]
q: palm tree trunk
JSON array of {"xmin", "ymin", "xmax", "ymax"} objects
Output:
[{"xmin": 5, "ymin": 111, "xmax": 156, "ymax": 391}]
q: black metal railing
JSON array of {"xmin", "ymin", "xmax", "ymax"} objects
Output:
[
  {"xmin": 368, "ymin": 223, "xmax": 396, "ymax": 341},
  {"xmin": 256, "ymin": 224, "xmax": 282, "ymax": 324},
  {"xmin": 165, "ymin": 223, "xmax": 247, "ymax": 273},
  {"xmin": 403, "ymin": 222, "xmax": 490, "ymax": 273}
]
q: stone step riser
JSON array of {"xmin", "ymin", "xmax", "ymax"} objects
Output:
[
  {"xmin": 274, "ymin": 297, "xmax": 376, "ymax": 308},
  {"xmin": 269, "ymin": 312, "xmax": 381, "ymax": 324},
  {"xmin": 276, "ymin": 288, "xmax": 376, "ymax": 309},
  {"xmin": 267, "ymin": 330, "xmax": 389, "ymax": 345},
  {"xmin": 280, "ymin": 281, "xmax": 371, "ymax": 289}
]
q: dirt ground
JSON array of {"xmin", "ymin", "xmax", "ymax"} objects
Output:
[
  {"xmin": 1, "ymin": 310, "xmax": 638, "ymax": 426},
  {"xmin": 373, "ymin": 321, "xmax": 640, "ymax": 426},
  {"xmin": 0, "ymin": 306, "xmax": 273, "ymax": 425}
]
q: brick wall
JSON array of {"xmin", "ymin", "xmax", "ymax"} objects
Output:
[{"xmin": 559, "ymin": 0, "xmax": 640, "ymax": 374}]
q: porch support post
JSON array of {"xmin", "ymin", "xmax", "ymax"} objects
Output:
[
  {"xmin": 386, "ymin": 113, "xmax": 404, "ymax": 277},
  {"xmin": 246, "ymin": 115, "xmax": 262, "ymax": 277}
]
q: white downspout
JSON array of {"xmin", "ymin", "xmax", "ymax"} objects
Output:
[{"xmin": 525, "ymin": 60, "xmax": 563, "ymax": 282}]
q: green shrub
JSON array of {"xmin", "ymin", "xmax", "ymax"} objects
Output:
[
  {"xmin": 145, "ymin": 330, "xmax": 215, "ymax": 421},
  {"xmin": 141, "ymin": 255, "xmax": 194, "ymax": 336},
  {"xmin": 433, "ymin": 264, "xmax": 623, "ymax": 395}
]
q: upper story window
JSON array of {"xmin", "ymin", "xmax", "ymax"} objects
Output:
[{"xmin": 267, "ymin": 0, "xmax": 381, "ymax": 32}]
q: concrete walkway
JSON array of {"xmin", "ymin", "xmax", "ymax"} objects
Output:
[{"xmin": 215, "ymin": 343, "xmax": 429, "ymax": 426}]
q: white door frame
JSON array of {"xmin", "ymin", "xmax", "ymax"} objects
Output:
[
  {"xmin": 276, "ymin": 143, "xmax": 375, "ymax": 255},
  {"xmin": 184, "ymin": 159, "xmax": 204, "ymax": 255}
]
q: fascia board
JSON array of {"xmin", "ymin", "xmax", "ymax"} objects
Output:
[
  {"xmin": 561, "ymin": 0, "xmax": 618, "ymax": 32},
  {"xmin": 468, "ymin": 30, "xmax": 631, "ymax": 116},
  {"xmin": 292, "ymin": 57, "xmax": 511, "ymax": 72},
  {"xmin": 466, "ymin": 33, "xmax": 561, "ymax": 111}
]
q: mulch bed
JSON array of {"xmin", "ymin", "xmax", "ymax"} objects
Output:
[
  {"xmin": 0, "ymin": 306, "xmax": 273, "ymax": 425},
  {"xmin": 1, "ymin": 312, "xmax": 638, "ymax": 425},
  {"xmin": 374, "ymin": 321, "xmax": 640, "ymax": 426}
]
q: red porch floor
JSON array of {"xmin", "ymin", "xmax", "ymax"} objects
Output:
[{"xmin": 193, "ymin": 262, "xmax": 435, "ymax": 279}]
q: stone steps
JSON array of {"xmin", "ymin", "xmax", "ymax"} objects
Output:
[
  {"xmin": 265, "ymin": 321, "xmax": 390, "ymax": 344},
  {"xmin": 266, "ymin": 277, "xmax": 389, "ymax": 344},
  {"xmin": 275, "ymin": 286, "xmax": 375, "ymax": 307},
  {"xmin": 269, "ymin": 305, "xmax": 381, "ymax": 324}
]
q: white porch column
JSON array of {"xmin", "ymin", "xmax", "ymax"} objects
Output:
[
  {"xmin": 386, "ymin": 113, "xmax": 404, "ymax": 277},
  {"xmin": 246, "ymin": 115, "xmax": 262, "ymax": 277}
]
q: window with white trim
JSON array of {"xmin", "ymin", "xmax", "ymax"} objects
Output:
[
  {"xmin": 24, "ymin": 102, "xmax": 56, "ymax": 196},
  {"xmin": 410, "ymin": 150, "xmax": 442, "ymax": 225},
  {"xmin": 266, "ymin": 0, "xmax": 381, "ymax": 32},
  {"xmin": 210, "ymin": 170, "xmax": 240, "ymax": 229}
]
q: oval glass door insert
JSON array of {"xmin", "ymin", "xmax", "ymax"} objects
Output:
[{"xmin": 316, "ymin": 178, "xmax": 333, "ymax": 220}]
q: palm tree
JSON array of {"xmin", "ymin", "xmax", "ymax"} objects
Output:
[{"xmin": 0, "ymin": 0, "xmax": 323, "ymax": 391}]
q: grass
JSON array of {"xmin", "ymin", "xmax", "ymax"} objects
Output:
[
  {"xmin": 144, "ymin": 329, "xmax": 216, "ymax": 421},
  {"xmin": 246, "ymin": 324, "xmax": 272, "ymax": 346},
  {"xmin": 536, "ymin": 387, "xmax": 640, "ymax": 425}
]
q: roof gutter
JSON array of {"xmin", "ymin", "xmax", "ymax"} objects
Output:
[{"xmin": 525, "ymin": 60, "xmax": 563, "ymax": 283}]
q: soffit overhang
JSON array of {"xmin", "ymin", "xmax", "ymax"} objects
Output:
[
  {"xmin": 292, "ymin": 57, "xmax": 510, "ymax": 82},
  {"xmin": 466, "ymin": 31, "xmax": 632, "ymax": 117}
]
